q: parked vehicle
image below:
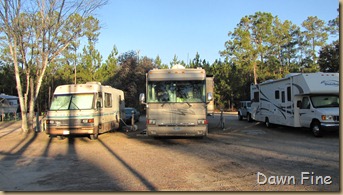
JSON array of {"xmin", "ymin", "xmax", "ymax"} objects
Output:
[
  {"xmin": 124, "ymin": 107, "xmax": 140, "ymax": 124},
  {"xmin": 139, "ymin": 64, "xmax": 214, "ymax": 137},
  {"xmin": 45, "ymin": 82, "xmax": 125, "ymax": 140},
  {"xmin": 0, "ymin": 93, "xmax": 19, "ymax": 115},
  {"xmin": 238, "ymin": 100, "xmax": 253, "ymax": 122},
  {"xmin": 250, "ymin": 72, "xmax": 339, "ymax": 137},
  {"xmin": 206, "ymin": 76, "xmax": 214, "ymax": 116}
]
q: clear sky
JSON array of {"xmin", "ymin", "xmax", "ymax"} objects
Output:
[{"xmin": 93, "ymin": 0, "xmax": 339, "ymax": 65}]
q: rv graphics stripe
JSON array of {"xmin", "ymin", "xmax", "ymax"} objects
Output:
[
  {"xmin": 292, "ymin": 83, "xmax": 304, "ymax": 94},
  {"xmin": 259, "ymin": 91, "xmax": 288, "ymax": 120},
  {"xmin": 260, "ymin": 98, "xmax": 286, "ymax": 119},
  {"xmin": 46, "ymin": 112, "xmax": 118, "ymax": 119}
]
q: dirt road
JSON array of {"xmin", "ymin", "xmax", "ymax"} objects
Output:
[{"xmin": 0, "ymin": 113, "xmax": 339, "ymax": 191}]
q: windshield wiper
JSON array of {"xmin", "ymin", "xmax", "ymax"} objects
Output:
[
  {"xmin": 161, "ymin": 100, "xmax": 168, "ymax": 107},
  {"xmin": 70, "ymin": 101, "xmax": 81, "ymax": 111},
  {"xmin": 184, "ymin": 101, "xmax": 191, "ymax": 107},
  {"xmin": 56, "ymin": 102, "xmax": 69, "ymax": 110}
]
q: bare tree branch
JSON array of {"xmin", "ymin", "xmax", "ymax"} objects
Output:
[{"xmin": 0, "ymin": 0, "xmax": 107, "ymax": 132}]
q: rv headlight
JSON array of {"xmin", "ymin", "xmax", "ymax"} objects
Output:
[
  {"xmin": 81, "ymin": 119, "xmax": 94, "ymax": 123},
  {"xmin": 147, "ymin": 119, "xmax": 156, "ymax": 125},
  {"xmin": 46, "ymin": 120, "xmax": 55, "ymax": 124},
  {"xmin": 321, "ymin": 115, "xmax": 333, "ymax": 121},
  {"xmin": 197, "ymin": 119, "xmax": 208, "ymax": 125}
]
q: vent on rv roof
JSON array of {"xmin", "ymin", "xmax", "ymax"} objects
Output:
[
  {"xmin": 86, "ymin": 81, "xmax": 101, "ymax": 85},
  {"xmin": 171, "ymin": 64, "xmax": 185, "ymax": 69},
  {"xmin": 285, "ymin": 73, "xmax": 301, "ymax": 78},
  {"xmin": 261, "ymin": 79, "xmax": 274, "ymax": 84}
]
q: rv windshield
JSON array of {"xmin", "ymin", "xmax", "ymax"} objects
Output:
[
  {"xmin": 147, "ymin": 81, "xmax": 206, "ymax": 103},
  {"xmin": 310, "ymin": 95, "xmax": 339, "ymax": 108},
  {"xmin": 50, "ymin": 94, "xmax": 94, "ymax": 110}
]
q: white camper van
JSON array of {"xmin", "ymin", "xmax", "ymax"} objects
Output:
[
  {"xmin": 0, "ymin": 93, "xmax": 19, "ymax": 120},
  {"xmin": 46, "ymin": 82, "xmax": 125, "ymax": 140},
  {"xmin": 250, "ymin": 72, "xmax": 339, "ymax": 137},
  {"xmin": 139, "ymin": 65, "xmax": 214, "ymax": 137}
]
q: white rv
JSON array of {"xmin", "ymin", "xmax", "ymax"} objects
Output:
[
  {"xmin": 46, "ymin": 82, "xmax": 125, "ymax": 140},
  {"xmin": 0, "ymin": 93, "xmax": 19, "ymax": 120},
  {"xmin": 139, "ymin": 65, "xmax": 214, "ymax": 137},
  {"xmin": 250, "ymin": 72, "xmax": 339, "ymax": 137}
]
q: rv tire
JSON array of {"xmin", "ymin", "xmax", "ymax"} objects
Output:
[
  {"xmin": 90, "ymin": 133, "xmax": 98, "ymax": 140},
  {"xmin": 238, "ymin": 112, "xmax": 243, "ymax": 120},
  {"xmin": 311, "ymin": 121, "xmax": 322, "ymax": 137},
  {"xmin": 90, "ymin": 127, "xmax": 99, "ymax": 140},
  {"xmin": 247, "ymin": 113, "xmax": 252, "ymax": 122}
]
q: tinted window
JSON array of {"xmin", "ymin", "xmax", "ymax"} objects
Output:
[
  {"xmin": 254, "ymin": 92, "xmax": 259, "ymax": 102},
  {"xmin": 104, "ymin": 93, "xmax": 112, "ymax": 108},
  {"xmin": 275, "ymin": 90, "xmax": 279, "ymax": 99},
  {"xmin": 287, "ymin": 87, "xmax": 291, "ymax": 101}
]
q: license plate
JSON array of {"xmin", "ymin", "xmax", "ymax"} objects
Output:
[
  {"xmin": 174, "ymin": 127, "xmax": 181, "ymax": 131},
  {"xmin": 63, "ymin": 130, "xmax": 70, "ymax": 135}
]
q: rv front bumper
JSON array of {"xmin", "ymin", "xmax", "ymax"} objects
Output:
[
  {"xmin": 46, "ymin": 127, "xmax": 95, "ymax": 135},
  {"xmin": 320, "ymin": 122, "xmax": 340, "ymax": 131},
  {"xmin": 146, "ymin": 125, "xmax": 208, "ymax": 137}
]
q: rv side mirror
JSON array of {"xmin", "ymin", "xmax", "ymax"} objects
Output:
[
  {"xmin": 207, "ymin": 92, "xmax": 213, "ymax": 102},
  {"xmin": 96, "ymin": 101, "xmax": 101, "ymax": 109},
  {"xmin": 296, "ymin": 100, "xmax": 302, "ymax": 108},
  {"xmin": 139, "ymin": 93, "xmax": 146, "ymax": 104}
]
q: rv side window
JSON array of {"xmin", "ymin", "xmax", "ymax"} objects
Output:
[
  {"xmin": 301, "ymin": 97, "xmax": 310, "ymax": 109},
  {"xmin": 281, "ymin": 91, "xmax": 285, "ymax": 103},
  {"xmin": 275, "ymin": 90, "xmax": 279, "ymax": 99},
  {"xmin": 287, "ymin": 87, "xmax": 291, "ymax": 101},
  {"xmin": 254, "ymin": 92, "xmax": 259, "ymax": 102},
  {"xmin": 97, "ymin": 93, "xmax": 103, "ymax": 108},
  {"xmin": 104, "ymin": 93, "xmax": 112, "ymax": 108}
]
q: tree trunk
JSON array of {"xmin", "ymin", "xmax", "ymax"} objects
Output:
[
  {"xmin": 16, "ymin": 69, "xmax": 29, "ymax": 133},
  {"xmin": 28, "ymin": 77, "xmax": 35, "ymax": 131},
  {"xmin": 253, "ymin": 61, "xmax": 257, "ymax": 84},
  {"xmin": 8, "ymin": 43, "xmax": 30, "ymax": 133}
]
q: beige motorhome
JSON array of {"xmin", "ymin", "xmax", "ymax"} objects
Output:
[
  {"xmin": 45, "ymin": 82, "xmax": 125, "ymax": 140},
  {"xmin": 140, "ymin": 65, "xmax": 214, "ymax": 137}
]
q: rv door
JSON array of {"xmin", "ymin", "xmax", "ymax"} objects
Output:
[{"xmin": 298, "ymin": 96, "xmax": 312, "ymax": 128}]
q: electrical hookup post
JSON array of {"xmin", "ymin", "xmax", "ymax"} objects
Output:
[
  {"xmin": 123, "ymin": 111, "xmax": 138, "ymax": 132},
  {"xmin": 218, "ymin": 108, "xmax": 231, "ymax": 131},
  {"xmin": 218, "ymin": 108, "xmax": 225, "ymax": 130},
  {"xmin": 131, "ymin": 110, "xmax": 138, "ymax": 131}
]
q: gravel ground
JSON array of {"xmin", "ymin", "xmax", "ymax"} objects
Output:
[{"xmin": 0, "ymin": 113, "xmax": 340, "ymax": 192}]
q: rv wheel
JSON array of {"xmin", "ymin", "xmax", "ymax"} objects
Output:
[
  {"xmin": 238, "ymin": 112, "xmax": 243, "ymax": 120},
  {"xmin": 247, "ymin": 113, "xmax": 252, "ymax": 122},
  {"xmin": 311, "ymin": 121, "xmax": 322, "ymax": 137},
  {"xmin": 90, "ymin": 133, "xmax": 98, "ymax": 140}
]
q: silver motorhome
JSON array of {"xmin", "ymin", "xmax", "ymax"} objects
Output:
[
  {"xmin": 140, "ymin": 65, "xmax": 213, "ymax": 137},
  {"xmin": 0, "ymin": 93, "xmax": 19, "ymax": 113},
  {"xmin": 46, "ymin": 82, "xmax": 125, "ymax": 140},
  {"xmin": 250, "ymin": 72, "xmax": 339, "ymax": 137},
  {"xmin": 0, "ymin": 93, "xmax": 19, "ymax": 120}
]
